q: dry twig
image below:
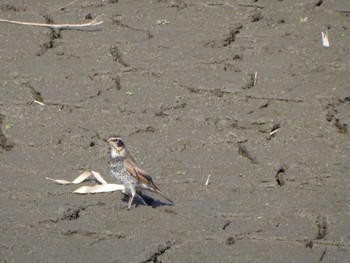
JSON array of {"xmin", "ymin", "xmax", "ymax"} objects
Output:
[
  {"xmin": 0, "ymin": 17, "xmax": 103, "ymax": 29},
  {"xmin": 253, "ymin": 71, "xmax": 258, "ymax": 86}
]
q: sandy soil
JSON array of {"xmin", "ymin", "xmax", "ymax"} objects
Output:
[{"xmin": 1, "ymin": 0, "xmax": 350, "ymax": 262}]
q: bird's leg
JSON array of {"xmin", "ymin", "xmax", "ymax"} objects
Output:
[{"xmin": 127, "ymin": 188, "xmax": 136, "ymax": 210}]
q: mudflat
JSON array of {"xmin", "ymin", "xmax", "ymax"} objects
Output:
[{"xmin": 1, "ymin": 1, "xmax": 349, "ymax": 262}]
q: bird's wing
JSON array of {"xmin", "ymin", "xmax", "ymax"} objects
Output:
[
  {"xmin": 124, "ymin": 157, "xmax": 158, "ymax": 189},
  {"xmin": 124, "ymin": 157, "xmax": 173, "ymax": 203}
]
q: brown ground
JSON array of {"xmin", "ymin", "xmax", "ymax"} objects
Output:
[{"xmin": 1, "ymin": 0, "xmax": 350, "ymax": 262}]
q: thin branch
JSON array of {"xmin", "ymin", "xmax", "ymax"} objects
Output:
[{"xmin": 0, "ymin": 17, "xmax": 103, "ymax": 29}]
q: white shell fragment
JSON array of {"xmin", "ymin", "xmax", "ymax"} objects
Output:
[
  {"xmin": 205, "ymin": 174, "xmax": 211, "ymax": 186},
  {"xmin": 321, "ymin": 30, "xmax": 329, "ymax": 47},
  {"xmin": 46, "ymin": 170, "xmax": 125, "ymax": 194}
]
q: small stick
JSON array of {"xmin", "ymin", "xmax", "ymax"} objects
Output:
[
  {"xmin": 205, "ymin": 174, "xmax": 211, "ymax": 186},
  {"xmin": 33, "ymin": 100, "xmax": 45, "ymax": 105},
  {"xmin": 269, "ymin": 129, "xmax": 279, "ymax": 136},
  {"xmin": 253, "ymin": 71, "xmax": 258, "ymax": 86},
  {"xmin": 0, "ymin": 17, "xmax": 103, "ymax": 29}
]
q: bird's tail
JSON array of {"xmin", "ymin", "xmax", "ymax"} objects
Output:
[{"xmin": 154, "ymin": 188, "xmax": 173, "ymax": 204}]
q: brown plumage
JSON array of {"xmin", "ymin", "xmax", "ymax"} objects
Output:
[{"xmin": 107, "ymin": 136, "xmax": 173, "ymax": 209}]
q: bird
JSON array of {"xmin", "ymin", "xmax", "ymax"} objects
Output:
[{"xmin": 106, "ymin": 136, "xmax": 173, "ymax": 209}]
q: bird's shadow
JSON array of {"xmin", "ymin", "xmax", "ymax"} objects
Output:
[{"xmin": 121, "ymin": 193, "xmax": 174, "ymax": 208}]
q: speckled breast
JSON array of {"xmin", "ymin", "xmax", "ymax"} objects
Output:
[{"xmin": 110, "ymin": 160, "xmax": 137, "ymax": 186}]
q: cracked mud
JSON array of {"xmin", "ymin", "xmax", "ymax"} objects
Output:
[{"xmin": 1, "ymin": 0, "xmax": 350, "ymax": 262}]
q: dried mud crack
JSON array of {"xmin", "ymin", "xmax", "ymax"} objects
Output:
[
  {"xmin": 129, "ymin": 125, "xmax": 156, "ymax": 136},
  {"xmin": 111, "ymin": 15, "xmax": 153, "ymax": 39},
  {"xmin": 155, "ymin": 102, "xmax": 187, "ymax": 117},
  {"xmin": 305, "ymin": 215, "xmax": 328, "ymax": 250},
  {"xmin": 205, "ymin": 24, "xmax": 243, "ymax": 48},
  {"xmin": 316, "ymin": 215, "xmax": 328, "ymax": 240},
  {"xmin": 0, "ymin": 114, "xmax": 14, "ymax": 151},
  {"xmin": 0, "ymin": 3, "xmax": 27, "ymax": 12},
  {"xmin": 39, "ymin": 205, "xmax": 87, "ymax": 223},
  {"xmin": 36, "ymin": 14, "xmax": 61, "ymax": 56},
  {"xmin": 59, "ymin": 229, "xmax": 125, "ymax": 240},
  {"xmin": 242, "ymin": 72, "xmax": 257, "ymax": 89},
  {"xmin": 184, "ymin": 85, "xmax": 235, "ymax": 97},
  {"xmin": 110, "ymin": 46, "xmax": 130, "ymax": 67},
  {"xmin": 237, "ymin": 142, "xmax": 258, "ymax": 164},
  {"xmin": 324, "ymin": 98, "xmax": 349, "ymax": 134},
  {"xmin": 23, "ymin": 82, "xmax": 44, "ymax": 104},
  {"xmin": 1, "ymin": 0, "xmax": 350, "ymax": 261},
  {"xmin": 141, "ymin": 240, "xmax": 175, "ymax": 263},
  {"xmin": 226, "ymin": 236, "xmax": 236, "ymax": 245},
  {"xmin": 29, "ymin": 224, "xmax": 126, "ymax": 243},
  {"xmin": 275, "ymin": 166, "xmax": 286, "ymax": 186},
  {"xmin": 222, "ymin": 220, "xmax": 231, "ymax": 230}
]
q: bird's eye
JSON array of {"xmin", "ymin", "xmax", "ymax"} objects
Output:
[{"xmin": 117, "ymin": 139, "xmax": 124, "ymax": 147}]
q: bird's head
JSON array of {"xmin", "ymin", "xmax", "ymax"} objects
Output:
[{"xmin": 106, "ymin": 136, "xmax": 127, "ymax": 157}]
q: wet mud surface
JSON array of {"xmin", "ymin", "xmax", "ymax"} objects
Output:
[{"xmin": 1, "ymin": 0, "xmax": 350, "ymax": 262}]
